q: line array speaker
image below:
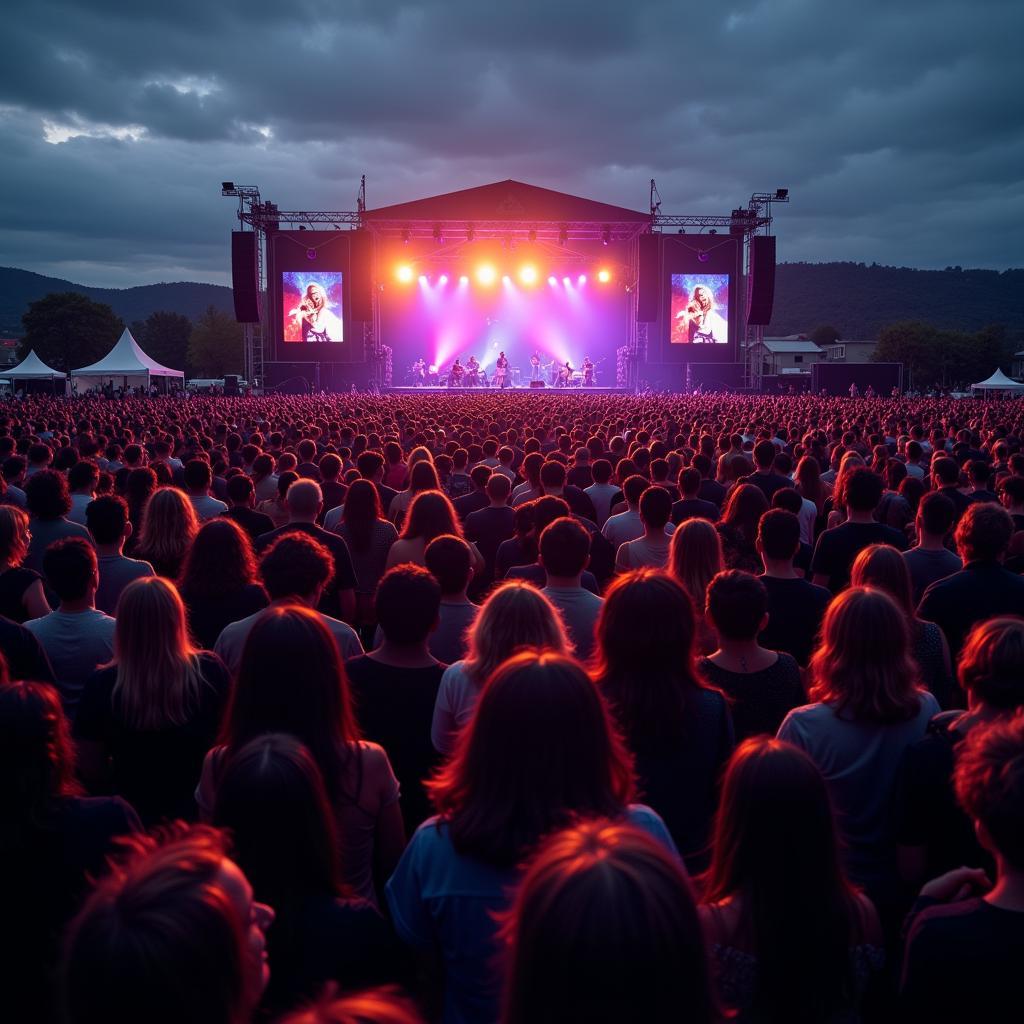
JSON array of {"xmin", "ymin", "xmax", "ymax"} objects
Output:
[
  {"xmin": 746, "ymin": 235, "xmax": 776, "ymax": 326},
  {"xmin": 636, "ymin": 233, "xmax": 660, "ymax": 323},
  {"xmin": 230, "ymin": 231, "xmax": 261, "ymax": 323}
]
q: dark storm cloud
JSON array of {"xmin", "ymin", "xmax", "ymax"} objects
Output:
[{"xmin": 0, "ymin": 0, "xmax": 1021, "ymax": 285}]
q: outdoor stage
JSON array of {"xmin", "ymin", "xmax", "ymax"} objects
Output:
[{"xmin": 383, "ymin": 385, "xmax": 634, "ymax": 395}]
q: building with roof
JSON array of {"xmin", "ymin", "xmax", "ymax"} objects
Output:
[{"xmin": 750, "ymin": 336, "xmax": 824, "ymax": 376}]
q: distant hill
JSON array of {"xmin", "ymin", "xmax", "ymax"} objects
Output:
[
  {"xmin": 0, "ymin": 267, "xmax": 233, "ymax": 337},
  {"xmin": 1, "ymin": 261, "xmax": 1022, "ymax": 343},
  {"xmin": 768, "ymin": 262, "xmax": 1024, "ymax": 339}
]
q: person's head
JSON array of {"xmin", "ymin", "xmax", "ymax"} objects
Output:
[
  {"xmin": 752, "ymin": 439, "xmax": 776, "ymax": 470},
  {"xmin": 469, "ymin": 464, "xmax": 492, "ymax": 492},
  {"xmin": 279, "ymin": 988, "xmax": 425, "ymax": 1024},
  {"xmin": 85, "ymin": 494, "xmax": 131, "ymax": 548},
  {"xmin": 297, "ymin": 438, "xmax": 318, "ymax": 464},
  {"xmin": 111, "ymin": 576, "xmax": 202, "ymax": 729},
  {"xmin": 500, "ymin": 820, "xmax": 716, "ymax": 1024},
  {"xmin": 668, "ymin": 517, "xmax": 723, "ymax": 607},
  {"xmin": 179, "ymin": 518, "xmax": 260, "ymax": 600},
  {"xmin": 702, "ymin": 737, "xmax": 861, "ymax": 1019},
  {"xmin": 402, "ymin": 490, "xmax": 461, "ymax": 542},
  {"xmin": 539, "ymin": 460, "xmax": 567, "ymax": 492},
  {"xmin": 721, "ymin": 483, "xmax": 769, "ymax": 537},
  {"xmin": 137, "ymin": 487, "xmax": 199, "ymax": 563},
  {"xmin": 843, "ymin": 466, "xmax": 884, "ymax": 513},
  {"xmin": 427, "ymin": 650, "xmax": 634, "ymax": 867},
  {"xmin": 705, "ymin": 570, "xmax": 768, "ymax": 641},
  {"xmin": 462, "ymin": 581, "xmax": 569, "ymax": 685},
  {"xmin": 68, "ymin": 459, "xmax": 99, "ymax": 494},
  {"xmin": 275, "ymin": 469, "xmax": 299, "ymax": 500},
  {"xmin": 485, "ymin": 472, "xmax": 512, "ymax": 505},
  {"xmin": 286, "ymin": 479, "xmax": 322, "ymax": 521},
  {"xmin": 538, "ymin": 517, "xmax": 590, "ymax": 580},
  {"xmin": 809, "ymin": 587, "xmax": 922, "ymax": 722},
  {"xmin": 621, "ymin": 474, "xmax": 648, "ymax": 508},
  {"xmin": 678, "ymin": 466, "xmax": 701, "ymax": 498},
  {"xmin": 955, "ymin": 715, "xmax": 1024, "ymax": 871},
  {"xmin": 999, "ymin": 475, "xmax": 1024, "ymax": 511},
  {"xmin": 931, "ymin": 457, "xmax": 960, "ymax": 488},
  {"xmin": 61, "ymin": 825, "xmax": 272, "ymax": 1024},
  {"xmin": 594, "ymin": 569, "xmax": 706, "ymax": 742},
  {"xmin": 184, "ymin": 458, "xmax": 213, "ymax": 495},
  {"xmin": 375, "ymin": 564, "xmax": 441, "ymax": 646},
  {"xmin": 850, "ymin": 543, "xmax": 915, "ymax": 617},
  {"xmin": 770, "ymin": 486, "xmax": 802, "ymax": 516},
  {"xmin": 591, "ymin": 458, "xmax": 612, "ymax": 485},
  {"xmin": 967, "ymin": 459, "xmax": 990, "ymax": 487},
  {"xmin": 757, "ymin": 508, "xmax": 800, "ymax": 565},
  {"xmin": 638, "ymin": 485, "xmax": 672, "ymax": 531},
  {"xmin": 916, "ymin": 490, "xmax": 956, "ymax": 540},
  {"xmin": 958, "ymin": 618, "xmax": 1024, "ymax": 712},
  {"xmin": 0, "ymin": 504, "xmax": 31, "ymax": 568},
  {"xmin": 26, "ymin": 468, "xmax": 71, "ymax": 520},
  {"xmin": 213, "ymin": 734, "xmax": 342, "ymax": 923},
  {"xmin": 226, "ymin": 473, "xmax": 255, "ymax": 508},
  {"xmin": 0, "ymin": 680, "xmax": 79, "ymax": 829},
  {"xmin": 222, "ymin": 605, "xmax": 360, "ymax": 802},
  {"xmin": 42, "ymin": 537, "xmax": 97, "ymax": 605},
  {"xmin": 955, "ymin": 502, "xmax": 1014, "ymax": 563},
  {"xmin": 424, "ymin": 534, "xmax": 473, "ymax": 597},
  {"xmin": 259, "ymin": 532, "xmax": 333, "ymax": 604}
]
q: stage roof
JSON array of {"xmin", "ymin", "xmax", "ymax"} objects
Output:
[{"xmin": 364, "ymin": 180, "xmax": 652, "ymax": 226}]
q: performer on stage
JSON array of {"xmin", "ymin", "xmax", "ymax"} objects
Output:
[
  {"xmin": 289, "ymin": 283, "xmax": 343, "ymax": 344},
  {"xmin": 530, "ymin": 352, "xmax": 542, "ymax": 382},
  {"xmin": 466, "ymin": 355, "xmax": 480, "ymax": 387},
  {"xmin": 849, "ymin": 382, "xmax": 859, "ymax": 398},
  {"xmin": 412, "ymin": 358, "xmax": 426, "ymax": 386},
  {"xmin": 495, "ymin": 351, "xmax": 510, "ymax": 388},
  {"xmin": 582, "ymin": 357, "xmax": 595, "ymax": 387},
  {"xmin": 557, "ymin": 361, "xmax": 573, "ymax": 387},
  {"xmin": 449, "ymin": 358, "xmax": 464, "ymax": 387}
]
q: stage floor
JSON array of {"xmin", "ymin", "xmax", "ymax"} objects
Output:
[{"xmin": 384, "ymin": 386, "xmax": 633, "ymax": 395}]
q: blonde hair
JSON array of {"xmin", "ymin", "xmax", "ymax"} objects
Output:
[
  {"xmin": 462, "ymin": 581, "xmax": 570, "ymax": 686},
  {"xmin": 135, "ymin": 487, "xmax": 199, "ymax": 568},
  {"xmin": 0, "ymin": 505, "xmax": 30, "ymax": 568},
  {"xmin": 669, "ymin": 518, "xmax": 723, "ymax": 611},
  {"xmin": 111, "ymin": 577, "xmax": 205, "ymax": 729}
]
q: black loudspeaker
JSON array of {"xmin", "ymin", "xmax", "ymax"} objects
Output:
[
  {"xmin": 349, "ymin": 230, "xmax": 373, "ymax": 322},
  {"xmin": 223, "ymin": 374, "xmax": 240, "ymax": 395},
  {"xmin": 746, "ymin": 235, "xmax": 776, "ymax": 326},
  {"xmin": 529, "ymin": 379, "xmax": 546, "ymax": 389},
  {"xmin": 231, "ymin": 232, "xmax": 261, "ymax": 323},
  {"xmin": 636, "ymin": 233, "xmax": 660, "ymax": 323}
]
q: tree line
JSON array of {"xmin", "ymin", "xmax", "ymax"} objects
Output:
[{"xmin": 15, "ymin": 292, "xmax": 245, "ymax": 377}]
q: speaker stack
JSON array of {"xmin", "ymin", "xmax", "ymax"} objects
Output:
[
  {"xmin": 746, "ymin": 236, "xmax": 777, "ymax": 326},
  {"xmin": 230, "ymin": 232, "xmax": 261, "ymax": 323}
]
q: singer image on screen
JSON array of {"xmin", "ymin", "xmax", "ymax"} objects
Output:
[
  {"xmin": 290, "ymin": 283, "xmax": 343, "ymax": 343},
  {"xmin": 678, "ymin": 286, "xmax": 713, "ymax": 342}
]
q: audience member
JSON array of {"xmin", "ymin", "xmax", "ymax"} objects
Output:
[
  {"xmin": 0, "ymin": 504, "xmax": 51, "ymax": 621},
  {"xmin": 24, "ymin": 469, "xmax": 92, "ymax": 572},
  {"xmin": 615, "ymin": 485, "xmax": 675, "ymax": 571},
  {"xmin": 134, "ymin": 485, "xmax": 199, "ymax": 580},
  {"xmin": 85, "ymin": 495, "xmax": 154, "ymax": 615},
  {"xmin": 221, "ymin": 472, "xmax": 275, "ymax": 541},
  {"xmin": 716, "ymin": 483, "xmax": 769, "ymax": 574},
  {"xmin": 902, "ymin": 491, "xmax": 962, "ymax": 603},
  {"xmin": 184, "ymin": 458, "xmax": 229, "ymax": 521},
  {"xmin": 671, "ymin": 466, "xmax": 720, "ymax": 525},
  {"xmin": 423, "ymin": 533, "xmax": 478, "ymax": 664},
  {"xmin": 539, "ymin": 516, "xmax": 603, "ymax": 661},
  {"xmin": 669, "ymin": 516, "xmax": 723, "ymax": 655}
]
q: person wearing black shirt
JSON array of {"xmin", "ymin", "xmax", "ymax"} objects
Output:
[
  {"xmin": 900, "ymin": 715, "xmax": 1024, "ymax": 1022},
  {"xmin": 453, "ymin": 464, "xmax": 492, "ymax": 521},
  {"xmin": 930, "ymin": 456, "xmax": 971, "ymax": 526},
  {"xmin": 356, "ymin": 450, "xmax": 398, "ymax": 511},
  {"xmin": 221, "ymin": 474, "xmax": 275, "ymax": 542},
  {"xmin": 693, "ymin": 453, "xmax": 727, "ymax": 509},
  {"xmin": 739, "ymin": 439, "xmax": 794, "ymax": 503},
  {"xmin": 345, "ymin": 565, "xmax": 445, "ymax": 833},
  {"xmin": 0, "ymin": 613, "xmax": 55, "ymax": 682},
  {"xmin": 318, "ymin": 452, "xmax": 348, "ymax": 515},
  {"xmin": 463, "ymin": 474, "xmax": 515, "ymax": 591},
  {"xmin": 756, "ymin": 509, "xmax": 831, "ymax": 666},
  {"xmin": 671, "ymin": 467, "xmax": 720, "ymax": 525},
  {"xmin": 811, "ymin": 467, "xmax": 907, "ymax": 592}
]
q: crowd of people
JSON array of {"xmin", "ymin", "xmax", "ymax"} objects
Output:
[{"xmin": 2, "ymin": 388, "xmax": 1024, "ymax": 1023}]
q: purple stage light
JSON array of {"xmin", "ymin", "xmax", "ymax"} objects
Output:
[
  {"xmin": 578, "ymin": 274, "xmax": 587, "ymax": 285},
  {"xmin": 548, "ymin": 276, "xmax": 557, "ymax": 286},
  {"xmin": 418, "ymin": 274, "xmax": 428, "ymax": 285},
  {"xmin": 562, "ymin": 276, "xmax": 571, "ymax": 285},
  {"xmin": 439, "ymin": 275, "xmax": 449, "ymax": 285},
  {"xmin": 459, "ymin": 275, "xmax": 469, "ymax": 285}
]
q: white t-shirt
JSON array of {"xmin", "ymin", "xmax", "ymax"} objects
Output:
[
  {"xmin": 602, "ymin": 508, "xmax": 643, "ymax": 547},
  {"xmin": 431, "ymin": 661, "xmax": 479, "ymax": 755}
]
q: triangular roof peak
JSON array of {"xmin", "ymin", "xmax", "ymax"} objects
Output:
[{"xmin": 72, "ymin": 328, "xmax": 183, "ymax": 377}]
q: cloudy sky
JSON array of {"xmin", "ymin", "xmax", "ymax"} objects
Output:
[{"xmin": 1, "ymin": 0, "xmax": 1021, "ymax": 287}]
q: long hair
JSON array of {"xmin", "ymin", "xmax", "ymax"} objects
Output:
[
  {"xmin": 0, "ymin": 504, "xmax": 31, "ymax": 568},
  {"xmin": 500, "ymin": 820, "xmax": 718, "ymax": 1024},
  {"xmin": 220, "ymin": 606, "xmax": 361, "ymax": 805},
  {"xmin": 850, "ymin": 544, "xmax": 915, "ymax": 618},
  {"xmin": 958, "ymin": 617, "xmax": 1024, "ymax": 710},
  {"xmin": 669, "ymin": 518, "xmax": 723, "ymax": 611},
  {"xmin": 405, "ymin": 459, "xmax": 440, "ymax": 496},
  {"xmin": 213, "ymin": 734, "xmax": 344, "ymax": 930},
  {"xmin": 594, "ymin": 570, "xmax": 710, "ymax": 745},
  {"xmin": 136, "ymin": 487, "xmax": 199, "ymax": 566},
  {"xmin": 461, "ymin": 581, "xmax": 570, "ymax": 686},
  {"xmin": 401, "ymin": 490, "xmax": 462, "ymax": 542},
  {"xmin": 720, "ymin": 483, "xmax": 768, "ymax": 541},
  {"xmin": 0, "ymin": 681, "xmax": 81, "ymax": 845},
  {"xmin": 795, "ymin": 455, "xmax": 827, "ymax": 512},
  {"xmin": 341, "ymin": 478, "xmax": 383, "ymax": 554},
  {"xmin": 179, "ymin": 518, "xmax": 261, "ymax": 600},
  {"xmin": 808, "ymin": 587, "xmax": 923, "ymax": 722},
  {"xmin": 426, "ymin": 650, "xmax": 635, "ymax": 867},
  {"xmin": 702, "ymin": 738, "xmax": 865, "ymax": 1023},
  {"xmin": 109, "ymin": 577, "xmax": 206, "ymax": 730}
]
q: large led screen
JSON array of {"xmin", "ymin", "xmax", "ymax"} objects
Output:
[
  {"xmin": 282, "ymin": 272, "xmax": 344, "ymax": 344},
  {"xmin": 669, "ymin": 274, "xmax": 729, "ymax": 347}
]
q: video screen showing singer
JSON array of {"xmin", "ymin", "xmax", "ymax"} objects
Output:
[
  {"xmin": 282, "ymin": 273, "xmax": 344, "ymax": 344},
  {"xmin": 670, "ymin": 274, "xmax": 729, "ymax": 345}
]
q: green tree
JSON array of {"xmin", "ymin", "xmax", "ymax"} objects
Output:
[
  {"xmin": 188, "ymin": 305, "xmax": 243, "ymax": 377},
  {"xmin": 873, "ymin": 321, "xmax": 940, "ymax": 387},
  {"xmin": 139, "ymin": 311, "xmax": 192, "ymax": 372},
  {"xmin": 20, "ymin": 292, "xmax": 123, "ymax": 372},
  {"xmin": 809, "ymin": 324, "xmax": 842, "ymax": 347}
]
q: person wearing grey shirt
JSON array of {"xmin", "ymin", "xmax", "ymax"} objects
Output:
[
  {"xmin": 424, "ymin": 534, "xmax": 479, "ymax": 665},
  {"xmin": 86, "ymin": 495, "xmax": 154, "ymax": 615},
  {"xmin": 539, "ymin": 516, "xmax": 603, "ymax": 663},
  {"xmin": 902, "ymin": 491, "xmax": 963, "ymax": 604},
  {"xmin": 25, "ymin": 537, "xmax": 115, "ymax": 719}
]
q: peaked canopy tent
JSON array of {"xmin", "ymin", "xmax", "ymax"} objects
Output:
[
  {"xmin": 970, "ymin": 369, "xmax": 1024, "ymax": 395},
  {"xmin": 1, "ymin": 349, "xmax": 67, "ymax": 394},
  {"xmin": 70, "ymin": 329, "xmax": 184, "ymax": 392}
]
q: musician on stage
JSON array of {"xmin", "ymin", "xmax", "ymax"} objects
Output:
[
  {"xmin": 582, "ymin": 357, "xmax": 595, "ymax": 386},
  {"xmin": 449, "ymin": 358, "xmax": 464, "ymax": 387},
  {"xmin": 530, "ymin": 352, "xmax": 542, "ymax": 382},
  {"xmin": 466, "ymin": 355, "xmax": 480, "ymax": 387},
  {"xmin": 495, "ymin": 351, "xmax": 510, "ymax": 388},
  {"xmin": 557, "ymin": 361, "xmax": 573, "ymax": 387},
  {"xmin": 412, "ymin": 358, "xmax": 426, "ymax": 386}
]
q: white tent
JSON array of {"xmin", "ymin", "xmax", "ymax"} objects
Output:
[
  {"xmin": 971, "ymin": 369, "xmax": 1024, "ymax": 394},
  {"xmin": 70, "ymin": 329, "xmax": 184, "ymax": 387},
  {"xmin": 4, "ymin": 349, "xmax": 67, "ymax": 379}
]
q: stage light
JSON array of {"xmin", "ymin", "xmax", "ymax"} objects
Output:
[
  {"xmin": 578, "ymin": 274, "xmax": 587, "ymax": 285},
  {"xmin": 428, "ymin": 364, "xmax": 438, "ymax": 374},
  {"xmin": 476, "ymin": 264, "xmax": 497, "ymax": 286},
  {"xmin": 548, "ymin": 276, "xmax": 557, "ymax": 286},
  {"xmin": 439, "ymin": 274, "xmax": 449, "ymax": 285},
  {"xmin": 418, "ymin": 274, "xmax": 428, "ymax": 284},
  {"xmin": 519, "ymin": 265, "xmax": 538, "ymax": 285},
  {"xmin": 597, "ymin": 269, "xmax": 611, "ymax": 283},
  {"xmin": 221, "ymin": 181, "xmax": 235, "ymax": 192},
  {"xmin": 776, "ymin": 188, "xmax": 789, "ymax": 199},
  {"xmin": 562, "ymin": 276, "xmax": 571, "ymax": 285},
  {"xmin": 502, "ymin": 274, "xmax": 511, "ymax": 284},
  {"xmin": 396, "ymin": 265, "xmax": 414, "ymax": 283},
  {"xmin": 459, "ymin": 275, "xmax": 469, "ymax": 285},
  {"xmin": 708, "ymin": 228, "xmax": 718, "ymax": 235}
]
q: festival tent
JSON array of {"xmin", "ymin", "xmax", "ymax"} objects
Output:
[
  {"xmin": 4, "ymin": 349, "xmax": 67, "ymax": 380},
  {"xmin": 70, "ymin": 329, "xmax": 184, "ymax": 389},
  {"xmin": 970, "ymin": 369, "xmax": 1024, "ymax": 394}
]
